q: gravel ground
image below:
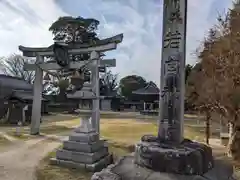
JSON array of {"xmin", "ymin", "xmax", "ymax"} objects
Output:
[{"xmin": 0, "ymin": 137, "xmax": 60, "ymax": 180}]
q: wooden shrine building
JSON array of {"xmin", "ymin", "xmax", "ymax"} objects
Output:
[
  {"xmin": 132, "ymin": 81, "xmax": 159, "ymax": 115},
  {"xmin": 0, "ymin": 75, "xmax": 48, "ymax": 124}
]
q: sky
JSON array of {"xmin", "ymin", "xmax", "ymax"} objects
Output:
[{"xmin": 0, "ymin": 0, "xmax": 233, "ymax": 85}]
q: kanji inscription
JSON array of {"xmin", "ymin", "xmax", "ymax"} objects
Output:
[{"xmin": 163, "ymin": 31, "xmax": 181, "ymax": 49}]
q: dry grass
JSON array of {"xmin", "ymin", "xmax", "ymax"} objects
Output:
[
  {"xmin": 0, "ymin": 135, "xmax": 10, "ymax": 145},
  {"xmin": 1, "ymin": 114, "xmax": 238, "ymax": 178},
  {"xmin": 6, "ymin": 131, "xmax": 33, "ymax": 140},
  {"xmin": 4, "ymin": 125, "xmax": 75, "ymax": 139},
  {"xmin": 100, "ymin": 119, "xmax": 207, "ymax": 144},
  {"xmin": 40, "ymin": 125, "xmax": 74, "ymax": 134},
  {"xmin": 42, "ymin": 118, "xmax": 207, "ymax": 142},
  {"xmin": 0, "ymin": 134, "xmax": 13, "ymax": 152},
  {"xmin": 35, "ymin": 117, "xmax": 209, "ymax": 180}
]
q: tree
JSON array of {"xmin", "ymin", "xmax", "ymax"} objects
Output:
[
  {"xmin": 49, "ymin": 16, "xmax": 102, "ymax": 85},
  {"xmin": 186, "ymin": 61, "xmax": 218, "ymax": 144},
  {"xmin": 100, "ymin": 70, "xmax": 118, "ymax": 96},
  {"xmin": 49, "ymin": 16, "xmax": 99, "ymax": 44},
  {"xmin": 49, "ymin": 16, "xmax": 100, "ymax": 62},
  {"xmin": 185, "ymin": 64, "xmax": 193, "ymax": 84},
  {"xmin": 194, "ymin": 1, "xmax": 240, "ymax": 159},
  {"xmin": 0, "ymin": 54, "xmax": 35, "ymax": 83},
  {"xmin": 119, "ymin": 75, "xmax": 147, "ymax": 100},
  {"xmin": 185, "ymin": 24, "xmax": 231, "ymax": 144},
  {"xmin": 185, "ymin": 62, "xmax": 201, "ymax": 111}
]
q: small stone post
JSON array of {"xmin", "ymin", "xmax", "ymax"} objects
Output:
[{"xmin": 30, "ymin": 55, "xmax": 43, "ymax": 135}]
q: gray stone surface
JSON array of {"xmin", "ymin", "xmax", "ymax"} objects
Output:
[
  {"xmin": 74, "ymin": 116, "xmax": 96, "ymax": 133},
  {"xmin": 74, "ymin": 127, "xmax": 96, "ymax": 133},
  {"xmin": 134, "ymin": 136, "xmax": 214, "ymax": 175},
  {"xmin": 91, "ymin": 156, "xmax": 235, "ymax": 180},
  {"xmin": 69, "ymin": 131, "xmax": 99, "ymax": 143},
  {"xmin": 56, "ymin": 147, "xmax": 108, "ymax": 164},
  {"xmin": 63, "ymin": 140, "xmax": 104, "ymax": 153},
  {"xmin": 50, "ymin": 153, "xmax": 113, "ymax": 172}
]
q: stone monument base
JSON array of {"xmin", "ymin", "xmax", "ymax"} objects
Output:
[
  {"xmin": 134, "ymin": 135, "xmax": 214, "ymax": 175},
  {"xmin": 91, "ymin": 155, "xmax": 235, "ymax": 180},
  {"xmin": 91, "ymin": 135, "xmax": 236, "ymax": 180}
]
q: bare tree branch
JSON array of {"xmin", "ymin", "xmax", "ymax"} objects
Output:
[
  {"xmin": 100, "ymin": 70, "xmax": 118, "ymax": 96},
  {"xmin": 0, "ymin": 54, "xmax": 35, "ymax": 84}
]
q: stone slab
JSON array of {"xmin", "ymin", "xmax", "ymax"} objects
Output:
[
  {"xmin": 69, "ymin": 132, "xmax": 99, "ymax": 143},
  {"xmin": 50, "ymin": 153, "xmax": 113, "ymax": 172},
  {"xmin": 201, "ymin": 159, "xmax": 234, "ymax": 180},
  {"xmin": 91, "ymin": 156, "xmax": 235, "ymax": 180},
  {"xmin": 74, "ymin": 127, "xmax": 96, "ymax": 133},
  {"xmin": 114, "ymin": 156, "xmax": 152, "ymax": 180},
  {"xmin": 56, "ymin": 147, "xmax": 108, "ymax": 164},
  {"xmin": 63, "ymin": 140, "xmax": 105, "ymax": 153}
]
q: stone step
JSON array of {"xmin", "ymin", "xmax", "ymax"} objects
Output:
[
  {"xmin": 50, "ymin": 153, "xmax": 113, "ymax": 172},
  {"xmin": 69, "ymin": 132, "xmax": 99, "ymax": 143},
  {"xmin": 56, "ymin": 147, "xmax": 109, "ymax": 164},
  {"xmin": 63, "ymin": 140, "xmax": 105, "ymax": 153}
]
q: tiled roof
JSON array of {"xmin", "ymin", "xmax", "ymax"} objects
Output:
[
  {"xmin": 10, "ymin": 90, "xmax": 47, "ymax": 101},
  {"xmin": 132, "ymin": 81, "xmax": 159, "ymax": 95},
  {"xmin": 0, "ymin": 75, "xmax": 32, "ymax": 91},
  {"xmin": 12, "ymin": 91, "xmax": 33, "ymax": 100},
  {"xmin": 0, "ymin": 75, "xmax": 47, "ymax": 101}
]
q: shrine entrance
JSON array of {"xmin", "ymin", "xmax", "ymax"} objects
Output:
[{"xmin": 19, "ymin": 33, "xmax": 123, "ymax": 135}]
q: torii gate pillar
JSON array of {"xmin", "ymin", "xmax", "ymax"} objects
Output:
[
  {"xmin": 30, "ymin": 55, "xmax": 43, "ymax": 135},
  {"xmin": 90, "ymin": 51, "xmax": 100, "ymax": 133}
]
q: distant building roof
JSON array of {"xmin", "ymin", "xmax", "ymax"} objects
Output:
[
  {"xmin": 0, "ymin": 74, "xmax": 32, "ymax": 91},
  {"xmin": 0, "ymin": 75, "xmax": 48, "ymax": 102},
  {"xmin": 13, "ymin": 91, "xmax": 34, "ymax": 100},
  {"xmin": 10, "ymin": 90, "xmax": 47, "ymax": 101},
  {"xmin": 132, "ymin": 81, "xmax": 159, "ymax": 95}
]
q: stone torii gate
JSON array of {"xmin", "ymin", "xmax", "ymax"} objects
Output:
[{"xmin": 19, "ymin": 34, "xmax": 123, "ymax": 135}]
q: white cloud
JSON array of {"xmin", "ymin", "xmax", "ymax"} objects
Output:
[
  {"xmin": 0, "ymin": 0, "xmax": 233, "ymax": 85},
  {"xmin": 0, "ymin": 0, "xmax": 66, "ymax": 55}
]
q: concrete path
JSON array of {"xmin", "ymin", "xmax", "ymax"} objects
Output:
[{"xmin": 0, "ymin": 137, "xmax": 61, "ymax": 180}]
